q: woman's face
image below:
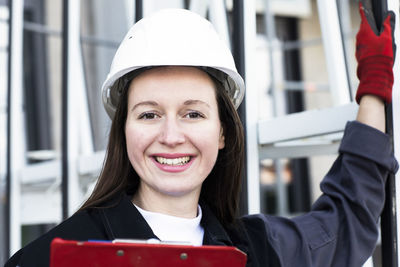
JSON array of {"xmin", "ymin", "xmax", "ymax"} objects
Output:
[{"xmin": 125, "ymin": 66, "xmax": 225, "ymax": 201}]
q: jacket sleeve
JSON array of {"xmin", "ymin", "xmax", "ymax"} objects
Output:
[{"xmin": 246, "ymin": 121, "xmax": 398, "ymax": 267}]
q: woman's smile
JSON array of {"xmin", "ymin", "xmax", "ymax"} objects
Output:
[
  {"xmin": 151, "ymin": 154, "xmax": 196, "ymax": 173},
  {"xmin": 155, "ymin": 156, "xmax": 191, "ymax": 166}
]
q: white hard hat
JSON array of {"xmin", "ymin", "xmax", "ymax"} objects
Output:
[{"xmin": 101, "ymin": 8, "xmax": 245, "ymax": 118}]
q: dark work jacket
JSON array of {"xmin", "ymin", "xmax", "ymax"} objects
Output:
[{"xmin": 5, "ymin": 121, "xmax": 399, "ymax": 267}]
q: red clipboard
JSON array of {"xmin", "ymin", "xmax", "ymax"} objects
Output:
[{"xmin": 50, "ymin": 238, "xmax": 247, "ymax": 267}]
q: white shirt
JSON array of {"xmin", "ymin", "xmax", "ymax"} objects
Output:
[{"xmin": 134, "ymin": 204, "xmax": 205, "ymax": 246}]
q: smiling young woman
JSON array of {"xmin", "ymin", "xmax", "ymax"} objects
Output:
[{"xmin": 78, "ymin": 65, "xmax": 244, "ymax": 227}]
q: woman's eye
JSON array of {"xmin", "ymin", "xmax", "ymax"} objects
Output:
[
  {"xmin": 185, "ymin": 111, "xmax": 204, "ymax": 119},
  {"xmin": 138, "ymin": 112, "xmax": 159, "ymax": 120}
]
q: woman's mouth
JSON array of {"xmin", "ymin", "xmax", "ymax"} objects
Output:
[
  {"xmin": 151, "ymin": 154, "xmax": 195, "ymax": 172},
  {"xmin": 155, "ymin": 156, "xmax": 191, "ymax": 166}
]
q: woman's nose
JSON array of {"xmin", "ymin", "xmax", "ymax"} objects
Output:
[{"xmin": 158, "ymin": 118, "xmax": 185, "ymax": 146}]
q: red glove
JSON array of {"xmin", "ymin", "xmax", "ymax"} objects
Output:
[{"xmin": 355, "ymin": 2, "xmax": 396, "ymax": 104}]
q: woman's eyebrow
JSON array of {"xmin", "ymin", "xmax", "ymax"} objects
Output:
[
  {"xmin": 183, "ymin": 99, "xmax": 210, "ymax": 108},
  {"xmin": 131, "ymin": 100, "xmax": 158, "ymax": 112}
]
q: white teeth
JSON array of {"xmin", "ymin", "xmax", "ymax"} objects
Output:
[{"xmin": 155, "ymin": 156, "xmax": 190, "ymax": 166}]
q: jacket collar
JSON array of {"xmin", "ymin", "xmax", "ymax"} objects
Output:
[
  {"xmin": 199, "ymin": 201, "xmax": 234, "ymax": 246},
  {"xmin": 100, "ymin": 194, "xmax": 158, "ymax": 240},
  {"xmin": 100, "ymin": 194, "xmax": 233, "ymax": 246}
]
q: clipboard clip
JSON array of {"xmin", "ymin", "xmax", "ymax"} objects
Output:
[{"xmin": 112, "ymin": 238, "xmax": 192, "ymax": 246}]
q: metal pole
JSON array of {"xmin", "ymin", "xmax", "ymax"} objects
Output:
[
  {"xmin": 66, "ymin": 0, "xmax": 91, "ymax": 215},
  {"xmin": 381, "ymin": 104, "xmax": 397, "ymax": 267},
  {"xmin": 336, "ymin": 0, "xmax": 354, "ymax": 101},
  {"xmin": 209, "ymin": 0, "xmax": 231, "ymax": 50},
  {"xmin": 232, "ymin": 0, "xmax": 248, "ymax": 215},
  {"xmin": 135, "ymin": 0, "xmax": 143, "ymax": 22},
  {"xmin": 6, "ymin": 0, "xmax": 24, "ymax": 256},
  {"xmin": 243, "ymin": 0, "xmax": 260, "ymax": 215},
  {"xmin": 383, "ymin": 0, "xmax": 399, "ymax": 264},
  {"xmin": 233, "ymin": 0, "xmax": 260, "ymax": 215},
  {"xmin": 316, "ymin": 0, "xmax": 351, "ymax": 105},
  {"xmin": 5, "ymin": 0, "xmax": 13, "ymax": 259},
  {"xmin": 390, "ymin": 0, "xmax": 400, "ymax": 263},
  {"xmin": 62, "ymin": 0, "xmax": 69, "ymax": 220},
  {"xmin": 264, "ymin": 0, "xmax": 288, "ymax": 216},
  {"xmin": 387, "ymin": 0, "xmax": 400, "ymax": 266},
  {"xmin": 232, "ymin": 0, "xmax": 245, "ymax": 78}
]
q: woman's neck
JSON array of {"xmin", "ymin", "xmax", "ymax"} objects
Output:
[{"xmin": 131, "ymin": 185, "xmax": 200, "ymax": 219}]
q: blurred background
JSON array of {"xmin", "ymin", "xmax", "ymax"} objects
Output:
[{"xmin": 0, "ymin": 0, "xmax": 395, "ymax": 266}]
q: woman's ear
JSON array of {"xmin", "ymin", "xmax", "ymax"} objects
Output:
[{"xmin": 218, "ymin": 127, "xmax": 225, "ymax": 149}]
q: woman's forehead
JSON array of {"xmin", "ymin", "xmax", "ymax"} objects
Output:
[{"xmin": 127, "ymin": 66, "xmax": 218, "ymax": 102}]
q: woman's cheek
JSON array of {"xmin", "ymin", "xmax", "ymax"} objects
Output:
[{"xmin": 192, "ymin": 125, "xmax": 221, "ymax": 146}]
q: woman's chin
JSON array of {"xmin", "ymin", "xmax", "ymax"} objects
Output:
[{"xmin": 157, "ymin": 186, "xmax": 200, "ymax": 199}]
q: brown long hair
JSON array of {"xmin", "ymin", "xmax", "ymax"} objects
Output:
[{"xmin": 79, "ymin": 69, "xmax": 245, "ymax": 226}]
